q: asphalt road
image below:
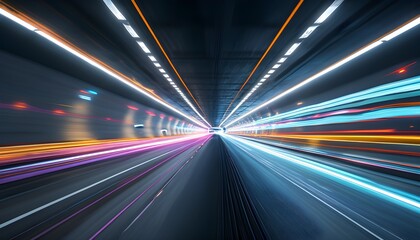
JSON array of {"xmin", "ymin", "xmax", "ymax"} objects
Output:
[
  {"xmin": 1, "ymin": 134, "xmax": 419, "ymax": 239},
  {"xmin": 221, "ymin": 134, "xmax": 420, "ymax": 240}
]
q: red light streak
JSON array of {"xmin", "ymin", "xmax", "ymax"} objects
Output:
[
  {"xmin": 53, "ymin": 109, "xmax": 65, "ymax": 115},
  {"xmin": 146, "ymin": 111, "xmax": 156, "ymax": 117},
  {"xmin": 127, "ymin": 105, "xmax": 139, "ymax": 111},
  {"xmin": 386, "ymin": 61, "xmax": 416, "ymax": 76},
  {"xmin": 13, "ymin": 102, "xmax": 28, "ymax": 109}
]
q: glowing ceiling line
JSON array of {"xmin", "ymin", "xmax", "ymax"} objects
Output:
[
  {"xmin": 0, "ymin": 4, "xmax": 207, "ymax": 129},
  {"xmin": 219, "ymin": 0, "xmax": 344, "ymax": 127},
  {"xmin": 110, "ymin": 0, "xmax": 210, "ymax": 127},
  {"xmin": 219, "ymin": 0, "xmax": 305, "ymax": 124},
  {"xmin": 223, "ymin": 16, "xmax": 420, "ymax": 128}
]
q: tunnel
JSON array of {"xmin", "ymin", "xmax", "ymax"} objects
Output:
[{"xmin": 1, "ymin": 0, "xmax": 419, "ymax": 239}]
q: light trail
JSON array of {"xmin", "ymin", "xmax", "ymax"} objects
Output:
[
  {"xmin": 0, "ymin": 2, "xmax": 208, "ymax": 129},
  {"xmin": 222, "ymin": 17, "xmax": 420, "ymax": 128},
  {"xmin": 223, "ymin": 134, "xmax": 420, "ymax": 212},
  {"xmin": 0, "ymin": 134, "xmax": 208, "ymax": 184}
]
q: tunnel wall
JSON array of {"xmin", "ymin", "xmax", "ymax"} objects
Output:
[{"xmin": 0, "ymin": 52, "xmax": 200, "ymax": 145}]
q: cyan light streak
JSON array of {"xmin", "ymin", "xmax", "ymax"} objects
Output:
[
  {"xmin": 223, "ymin": 134, "xmax": 420, "ymax": 213},
  {"xmin": 230, "ymin": 76, "xmax": 420, "ymax": 130},
  {"xmin": 232, "ymin": 106, "xmax": 420, "ymax": 131}
]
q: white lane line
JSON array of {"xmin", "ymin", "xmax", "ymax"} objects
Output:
[
  {"xmin": 272, "ymin": 168, "xmax": 384, "ymax": 240},
  {"xmin": 0, "ymin": 148, "xmax": 179, "ymax": 229},
  {"xmin": 223, "ymin": 136, "xmax": 383, "ymax": 239},
  {"xmin": 123, "ymin": 139, "xmax": 209, "ymax": 232}
]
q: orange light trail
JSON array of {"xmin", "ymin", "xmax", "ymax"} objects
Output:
[
  {"xmin": 220, "ymin": 0, "xmax": 304, "ymax": 121},
  {"xmin": 131, "ymin": 0, "xmax": 208, "ymax": 120}
]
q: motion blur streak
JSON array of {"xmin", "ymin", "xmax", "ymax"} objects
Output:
[
  {"xmin": 223, "ymin": 134, "xmax": 420, "ymax": 211},
  {"xmin": 0, "ymin": 134, "xmax": 207, "ymax": 184},
  {"xmin": 1, "ymin": 0, "xmax": 420, "ymax": 239},
  {"xmin": 230, "ymin": 76, "xmax": 420, "ymax": 130},
  {"xmin": 223, "ymin": 17, "xmax": 420, "ymax": 127},
  {"xmin": 0, "ymin": 2, "xmax": 208, "ymax": 128}
]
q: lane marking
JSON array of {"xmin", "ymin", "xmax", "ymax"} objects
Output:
[
  {"xmin": 0, "ymin": 147, "xmax": 181, "ymax": 229},
  {"xmin": 223, "ymin": 136, "xmax": 390, "ymax": 239}
]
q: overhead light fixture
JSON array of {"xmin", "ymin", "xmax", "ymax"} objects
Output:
[
  {"xmin": 264, "ymin": 74, "xmax": 271, "ymax": 78},
  {"xmin": 285, "ymin": 42, "xmax": 301, "ymax": 56},
  {"xmin": 300, "ymin": 25, "xmax": 319, "ymax": 39},
  {"xmin": 101, "ymin": 0, "xmax": 211, "ymax": 127},
  {"xmin": 278, "ymin": 57, "xmax": 287, "ymax": 63},
  {"xmin": 23, "ymin": 28, "xmax": 208, "ymax": 128},
  {"xmin": 137, "ymin": 41, "xmax": 151, "ymax": 53},
  {"xmin": 222, "ymin": 17, "xmax": 420, "ymax": 128},
  {"xmin": 314, "ymin": 0, "xmax": 344, "ymax": 24},
  {"xmin": 380, "ymin": 16, "xmax": 420, "ymax": 42},
  {"xmin": 123, "ymin": 23, "xmax": 139, "ymax": 38},
  {"xmin": 103, "ymin": 0, "xmax": 126, "ymax": 20},
  {"xmin": 218, "ymin": 0, "xmax": 347, "ymax": 128},
  {"xmin": 159, "ymin": 68, "xmax": 165, "ymax": 73},
  {"xmin": 167, "ymin": 78, "xmax": 173, "ymax": 82},
  {"xmin": 260, "ymin": 78, "xmax": 267, "ymax": 82},
  {"xmin": 0, "ymin": 8, "xmax": 37, "ymax": 31},
  {"xmin": 268, "ymin": 69, "xmax": 275, "ymax": 74}
]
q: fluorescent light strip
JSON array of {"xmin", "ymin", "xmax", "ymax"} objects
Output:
[
  {"xmin": 278, "ymin": 57, "xmax": 287, "ymax": 63},
  {"xmin": 30, "ymin": 30, "xmax": 207, "ymax": 128},
  {"xmin": 224, "ymin": 41, "xmax": 383, "ymax": 127},
  {"xmin": 380, "ymin": 17, "xmax": 420, "ymax": 41},
  {"xmin": 285, "ymin": 42, "xmax": 301, "ymax": 56},
  {"xmin": 300, "ymin": 25, "xmax": 319, "ymax": 39},
  {"xmin": 137, "ymin": 41, "xmax": 151, "ymax": 53},
  {"xmin": 223, "ymin": 17, "xmax": 420, "ymax": 128},
  {"xmin": 104, "ymin": 0, "xmax": 210, "ymax": 126},
  {"xmin": 314, "ymin": 0, "xmax": 344, "ymax": 24},
  {"xmin": 123, "ymin": 23, "xmax": 139, "ymax": 38},
  {"xmin": 268, "ymin": 69, "xmax": 275, "ymax": 74},
  {"xmin": 0, "ymin": 8, "xmax": 37, "ymax": 31},
  {"xmin": 218, "ymin": 0, "xmax": 344, "ymax": 127},
  {"xmin": 103, "ymin": 0, "xmax": 126, "ymax": 20}
]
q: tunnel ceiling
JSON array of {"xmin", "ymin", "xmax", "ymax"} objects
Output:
[{"xmin": 2, "ymin": 0, "xmax": 419, "ymax": 127}]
